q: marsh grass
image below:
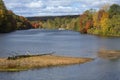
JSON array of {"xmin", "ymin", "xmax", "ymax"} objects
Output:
[
  {"xmin": 0, "ymin": 55, "xmax": 93, "ymax": 72},
  {"xmin": 98, "ymin": 50, "xmax": 120, "ymax": 60}
]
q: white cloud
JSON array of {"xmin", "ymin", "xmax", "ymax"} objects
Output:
[
  {"xmin": 3, "ymin": 0, "xmax": 120, "ymax": 17},
  {"xmin": 26, "ymin": 1, "xmax": 44, "ymax": 8}
]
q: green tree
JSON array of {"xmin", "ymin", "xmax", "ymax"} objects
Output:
[
  {"xmin": 109, "ymin": 4, "xmax": 120, "ymax": 18},
  {"xmin": 109, "ymin": 15, "xmax": 120, "ymax": 35}
]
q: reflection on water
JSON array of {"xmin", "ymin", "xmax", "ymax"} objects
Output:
[{"xmin": 0, "ymin": 29, "xmax": 120, "ymax": 80}]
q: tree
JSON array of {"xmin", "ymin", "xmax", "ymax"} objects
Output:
[
  {"xmin": 0, "ymin": 0, "xmax": 6, "ymax": 9},
  {"xmin": 100, "ymin": 12, "xmax": 109, "ymax": 34},
  {"xmin": 0, "ymin": 0, "xmax": 33, "ymax": 33},
  {"xmin": 93, "ymin": 10, "xmax": 105, "ymax": 28},
  {"xmin": 80, "ymin": 10, "xmax": 93, "ymax": 33},
  {"xmin": 109, "ymin": 15, "xmax": 120, "ymax": 34},
  {"xmin": 109, "ymin": 4, "xmax": 120, "ymax": 18},
  {"xmin": 85, "ymin": 20, "xmax": 93, "ymax": 31}
]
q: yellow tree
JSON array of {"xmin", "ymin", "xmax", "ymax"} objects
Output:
[
  {"xmin": 100, "ymin": 12, "xmax": 109, "ymax": 34},
  {"xmin": 93, "ymin": 10, "xmax": 105, "ymax": 28},
  {"xmin": 93, "ymin": 12, "xmax": 98, "ymax": 27}
]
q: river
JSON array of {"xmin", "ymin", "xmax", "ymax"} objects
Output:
[{"xmin": 0, "ymin": 29, "xmax": 120, "ymax": 80}]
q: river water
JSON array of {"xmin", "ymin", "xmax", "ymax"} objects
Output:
[{"xmin": 0, "ymin": 29, "xmax": 120, "ymax": 80}]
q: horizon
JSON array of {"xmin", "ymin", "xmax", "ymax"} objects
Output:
[
  {"xmin": 25, "ymin": 14, "xmax": 80, "ymax": 17},
  {"xmin": 3, "ymin": 0, "xmax": 120, "ymax": 17}
]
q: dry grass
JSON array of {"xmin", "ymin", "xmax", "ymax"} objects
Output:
[
  {"xmin": 0, "ymin": 55, "xmax": 93, "ymax": 72},
  {"xmin": 98, "ymin": 50, "xmax": 120, "ymax": 60}
]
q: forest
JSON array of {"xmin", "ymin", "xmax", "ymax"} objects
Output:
[
  {"xmin": 0, "ymin": 0, "xmax": 33, "ymax": 33},
  {"xmin": 29, "ymin": 15, "xmax": 80, "ymax": 31},
  {"xmin": 83, "ymin": 4, "xmax": 120, "ymax": 36}
]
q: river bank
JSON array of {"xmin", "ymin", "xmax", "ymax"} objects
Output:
[{"xmin": 0, "ymin": 54, "xmax": 93, "ymax": 72}]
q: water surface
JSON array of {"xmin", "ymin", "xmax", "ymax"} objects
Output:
[{"xmin": 0, "ymin": 29, "xmax": 120, "ymax": 80}]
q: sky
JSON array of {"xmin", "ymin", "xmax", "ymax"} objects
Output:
[{"xmin": 3, "ymin": 0, "xmax": 120, "ymax": 17}]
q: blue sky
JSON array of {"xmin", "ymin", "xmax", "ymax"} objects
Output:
[{"xmin": 3, "ymin": 0, "xmax": 120, "ymax": 17}]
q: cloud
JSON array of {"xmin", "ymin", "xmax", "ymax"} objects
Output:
[
  {"xmin": 3, "ymin": 0, "xmax": 120, "ymax": 17},
  {"xmin": 26, "ymin": 1, "xmax": 44, "ymax": 8}
]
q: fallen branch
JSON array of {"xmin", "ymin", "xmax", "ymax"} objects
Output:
[{"xmin": 7, "ymin": 52, "xmax": 54, "ymax": 60}]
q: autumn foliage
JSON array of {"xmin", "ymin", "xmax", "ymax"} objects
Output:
[
  {"xmin": 79, "ymin": 4, "xmax": 120, "ymax": 36},
  {"xmin": 31, "ymin": 21, "xmax": 42, "ymax": 28},
  {"xmin": 79, "ymin": 10, "xmax": 93, "ymax": 33},
  {"xmin": 0, "ymin": 0, "xmax": 33, "ymax": 33}
]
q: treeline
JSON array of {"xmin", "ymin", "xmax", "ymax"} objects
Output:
[
  {"xmin": 30, "ymin": 16, "xmax": 80, "ymax": 31},
  {"xmin": 27, "ymin": 15, "xmax": 79, "ymax": 21},
  {"xmin": 80, "ymin": 4, "xmax": 120, "ymax": 36},
  {"xmin": 30, "ymin": 4, "xmax": 120, "ymax": 37},
  {"xmin": 0, "ymin": 0, "xmax": 33, "ymax": 33}
]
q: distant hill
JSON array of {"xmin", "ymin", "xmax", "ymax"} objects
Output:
[{"xmin": 27, "ymin": 15, "xmax": 80, "ymax": 21}]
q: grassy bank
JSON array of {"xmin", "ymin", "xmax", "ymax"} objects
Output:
[{"xmin": 0, "ymin": 55, "xmax": 93, "ymax": 72}]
